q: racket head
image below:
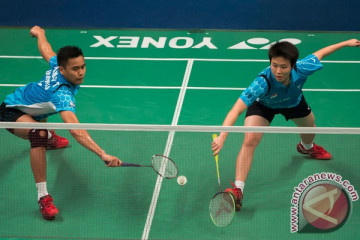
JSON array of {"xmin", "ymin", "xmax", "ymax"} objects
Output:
[
  {"xmin": 151, "ymin": 154, "xmax": 178, "ymax": 179},
  {"xmin": 209, "ymin": 192, "xmax": 235, "ymax": 227}
]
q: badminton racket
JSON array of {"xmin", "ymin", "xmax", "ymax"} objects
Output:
[
  {"xmin": 105, "ymin": 154, "xmax": 178, "ymax": 179},
  {"xmin": 209, "ymin": 134, "xmax": 235, "ymax": 227}
]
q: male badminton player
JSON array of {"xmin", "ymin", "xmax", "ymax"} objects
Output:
[
  {"xmin": 0, "ymin": 26, "xmax": 122, "ymax": 220},
  {"xmin": 212, "ymin": 38, "xmax": 360, "ymax": 211}
]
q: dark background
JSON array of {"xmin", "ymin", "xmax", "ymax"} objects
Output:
[{"xmin": 0, "ymin": 0, "xmax": 359, "ymax": 31}]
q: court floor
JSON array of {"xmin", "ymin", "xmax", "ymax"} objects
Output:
[{"xmin": 0, "ymin": 28, "xmax": 359, "ymax": 239}]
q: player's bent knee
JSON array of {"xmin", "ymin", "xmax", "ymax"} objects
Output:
[
  {"xmin": 28, "ymin": 129, "xmax": 48, "ymax": 148},
  {"xmin": 242, "ymin": 137, "xmax": 262, "ymax": 148}
]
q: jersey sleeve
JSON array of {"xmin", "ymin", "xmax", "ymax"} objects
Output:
[
  {"xmin": 296, "ymin": 54, "xmax": 323, "ymax": 77},
  {"xmin": 240, "ymin": 76, "xmax": 269, "ymax": 106},
  {"xmin": 49, "ymin": 56, "xmax": 58, "ymax": 69},
  {"xmin": 51, "ymin": 86, "xmax": 76, "ymax": 113}
]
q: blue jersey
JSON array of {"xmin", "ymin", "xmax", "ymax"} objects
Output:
[
  {"xmin": 240, "ymin": 54, "xmax": 323, "ymax": 109},
  {"xmin": 4, "ymin": 56, "xmax": 80, "ymax": 120}
]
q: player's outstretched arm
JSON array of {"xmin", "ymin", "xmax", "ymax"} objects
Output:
[
  {"xmin": 30, "ymin": 26, "xmax": 56, "ymax": 63},
  {"xmin": 60, "ymin": 111, "xmax": 122, "ymax": 167},
  {"xmin": 313, "ymin": 39, "xmax": 360, "ymax": 61},
  {"xmin": 212, "ymin": 98, "xmax": 248, "ymax": 155}
]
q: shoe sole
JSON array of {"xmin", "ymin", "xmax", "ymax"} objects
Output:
[
  {"xmin": 42, "ymin": 214, "xmax": 56, "ymax": 220},
  {"xmin": 41, "ymin": 209, "xmax": 59, "ymax": 220},
  {"xmin": 297, "ymin": 148, "xmax": 332, "ymax": 160},
  {"xmin": 47, "ymin": 145, "xmax": 69, "ymax": 150},
  {"xmin": 298, "ymin": 151, "xmax": 332, "ymax": 160},
  {"xmin": 313, "ymin": 156, "xmax": 332, "ymax": 160},
  {"xmin": 44, "ymin": 216, "xmax": 55, "ymax": 220}
]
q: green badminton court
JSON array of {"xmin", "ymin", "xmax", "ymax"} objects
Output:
[{"xmin": 0, "ymin": 28, "xmax": 359, "ymax": 239}]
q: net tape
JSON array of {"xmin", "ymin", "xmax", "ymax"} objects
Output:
[{"xmin": 1, "ymin": 122, "xmax": 360, "ymax": 134}]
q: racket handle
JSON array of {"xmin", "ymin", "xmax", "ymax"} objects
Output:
[
  {"xmin": 121, "ymin": 162, "xmax": 141, "ymax": 167},
  {"xmin": 212, "ymin": 134, "xmax": 219, "ymax": 161},
  {"xmin": 212, "ymin": 134, "xmax": 218, "ymax": 140},
  {"xmin": 104, "ymin": 161, "xmax": 141, "ymax": 167}
]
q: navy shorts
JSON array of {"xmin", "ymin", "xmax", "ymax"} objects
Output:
[
  {"xmin": 245, "ymin": 96, "xmax": 312, "ymax": 123},
  {"xmin": 0, "ymin": 102, "xmax": 27, "ymax": 133}
]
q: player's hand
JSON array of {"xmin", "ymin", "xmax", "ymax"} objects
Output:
[
  {"xmin": 30, "ymin": 26, "xmax": 45, "ymax": 38},
  {"xmin": 345, "ymin": 39, "xmax": 360, "ymax": 47},
  {"xmin": 212, "ymin": 135, "xmax": 225, "ymax": 155},
  {"xmin": 101, "ymin": 153, "xmax": 122, "ymax": 167}
]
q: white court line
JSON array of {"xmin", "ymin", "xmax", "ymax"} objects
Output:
[
  {"xmin": 1, "ymin": 55, "xmax": 360, "ymax": 63},
  {"xmin": 1, "ymin": 56, "xmax": 359, "ymax": 92},
  {"xmin": 1, "ymin": 84, "xmax": 360, "ymax": 92},
  {"xmin": 141, "ymin": 59, "xmax": 193, "ymax": 240},
  {"xmin": 0, "ymin": 84, "xmax": 181, "ymax": 89},
  {"xmin": 187, "ymin": 87, "xmax": 360, "ymax": 92}
]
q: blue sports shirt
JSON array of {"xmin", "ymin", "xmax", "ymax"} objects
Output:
[
  {"xmin": 240, "ymin": 54, "xmax": 323, "ymax": 109},
  {"xmin": 4, "ymin": 56, "xmax": 80, "ymax": 120}
]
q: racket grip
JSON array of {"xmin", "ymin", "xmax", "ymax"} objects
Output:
[
  {"xmin": 212, "ymin": 134, "xmax": 219, "ymax": 161},
  {"xmin": 212, "ymin": 134, "xmax": 218, "ymax": 140},
  {"xmin": 121, "ymin": 162, "xmax": 141, "ymax": 167},
  {"xmin": 104, "ymin": 161, "xmax": 140, "ymax": 167}
]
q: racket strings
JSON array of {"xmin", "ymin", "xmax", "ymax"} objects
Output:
[
  {"xmin": 152, "ymin": 155, "xmax": 178, "ymax": 178},
  {"xmin": 209, "ymin": 192, "xmax": 235, "ymax": 227}
]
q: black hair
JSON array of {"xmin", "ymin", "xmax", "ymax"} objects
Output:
[
  {"xmin": 268, "ymin": 41, "xmax": 299, "ymax": 68},
  {"xmin": 57, "ymin": 46, "xmax": 84, "ymax": 68}
]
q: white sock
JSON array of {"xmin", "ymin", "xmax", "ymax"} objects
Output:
[
  {"xmin": 36, "ymin": 182, "xmax": 49, "ymax": 201},
  {"xmin": 235, "ymin": 180, "xmax": 245, "ymax": 193},
  {"xmin": 301, "ymin": 141, "xmax": 313, "ymax": 150},
  {"xmin": 48, "ymin": 130, "xmax": 53, "ymax": 139}
]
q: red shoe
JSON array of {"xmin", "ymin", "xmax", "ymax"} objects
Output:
[
  {"xmin": 297, "ymin": 142, "xmax": 332, "ymax": 160},
  {"xmin": 225, "ymin": 181, "xmax": 243, "ymax": 211},
  {"xmin": 47, "ymin": 130, "xmax": 69, "ymax": 150},
  {"xmin": 38, "ymin": 195, "xmax": 59, "ymax": 220}
]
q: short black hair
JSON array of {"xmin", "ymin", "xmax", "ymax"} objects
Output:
[
  {"xmin": 268, "ymin": 41, "xmax": 299, "ymax": 68},
  {"xmin": 57, "ymin": 46, "xmax": 84, "ymax": 68}
]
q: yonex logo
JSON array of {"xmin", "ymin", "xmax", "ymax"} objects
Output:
[
  {"xmin": 90, "ymin": 35, "xmax": 302, "ymax": 50},
  {"xmin": 90, "ymin": 36, "xmax": 217, "ymax": 49},
  {"xmin": 228, "ymin": 38, "xmax": 301, "ymax": 50}
]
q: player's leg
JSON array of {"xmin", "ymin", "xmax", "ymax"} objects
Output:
[
  {"xmin": 280, "ymin": 96, "xmax": 331, "ymax": 160},
  {"xmin": 291, "ymin": 111, "xmax": 316, "ymax": 144},
  {"xmin": 226, "ymin": 114, "xmax": 270, "ymax": 211},
  {"xmin": 11, "ymin": 115, "xmax": 47, "ymax": 182},
  {"xmin": 1, "ymin": 106, "xmax": 48, "ymax": 183},
  {"xmin": 236, "ymin": 115, "xmax": 270, "ymax": 182},
  {"xmin": 291, "ymin": 112, "xmax": 331, "ymax": 160},
  {"xmin": 13, "ymin": 114, "xmax": 59, "ymax": 220}
]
